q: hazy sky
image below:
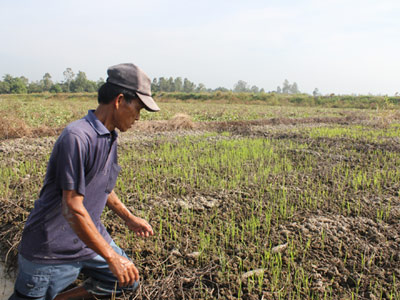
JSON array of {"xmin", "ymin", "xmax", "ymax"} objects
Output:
[{"xmin": 0, "ymin": 0, "xmax": 399, "ymax": 95}]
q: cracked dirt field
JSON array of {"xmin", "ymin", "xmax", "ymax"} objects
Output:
[{"xmin": 1, "ymin": 110, "xmax": 400, "ymax": 299}]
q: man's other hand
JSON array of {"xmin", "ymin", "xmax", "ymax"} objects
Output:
[
  {"xmin": 107, "ymin": 253, "xmax": 139, "ymax": 286},
  {"xmin": 126, "ymin": 216, "xmax": 154, "ymax": 237}
]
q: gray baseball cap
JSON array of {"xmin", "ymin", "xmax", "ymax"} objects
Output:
[{"xmin": 106, "ymin": 63, "xmax": 160, "ymax": 112}]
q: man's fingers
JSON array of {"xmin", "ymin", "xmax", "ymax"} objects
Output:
[
  {"xmin": 130, "ymin": 218, "xmax": 154, "ymax": 237},
  {"xmin": 133, "ymin": 264, "xmax": 140, "ymax": 282},
  {"xmin": 136, "ymin": 230, "xmax": 146, "ymax": 237},
  {"xmin": 145, "ymin": 224, "xmax": 154, "ymax": 235},
  {"xmin": 127, "ymin": 265, "xmax": 136, "ymax": 286},
  {"xmin": 116, "ymin": 272, "xmax": 126, "ymax": 287},
  {"xmin": 134, "ymin": 227, "xmax": 153, "ymax": 237},
  {"xmin": 120, "ymin": 267, "xmax": 134, "ymax": 287}
]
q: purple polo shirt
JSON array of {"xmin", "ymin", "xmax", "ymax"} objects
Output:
[{"xmin": 19, "ymin": 110, "xmax": 121, "ymax": 264}]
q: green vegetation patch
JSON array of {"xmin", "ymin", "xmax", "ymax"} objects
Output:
[
  {"xmin": 1, "ymin": 102, "xmax": 400, "ymax": 299},
  {"xmin": 304, "ymin": 124, "xmax": 400, "ymax": 143}
]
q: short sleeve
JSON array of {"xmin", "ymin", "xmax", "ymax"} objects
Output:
[{"xmin": 55, "ymin": 132, "xmax": 87, "ymax": 196}]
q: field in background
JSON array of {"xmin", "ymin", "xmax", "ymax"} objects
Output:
[
  {"xmin": 1, "ymin": 92, "xmax": 400, "ymax": 139},
  {"xmin": 1, "ymin": 93, "xmax": 400, "ymax": 299}
]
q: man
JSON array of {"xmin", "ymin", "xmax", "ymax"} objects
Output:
[{"xmin": 9, "ymin": 63, "xmax": 160, "ymax": 300}]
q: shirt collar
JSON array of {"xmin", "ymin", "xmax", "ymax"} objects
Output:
[{"xmin": 84, "ymin": 110, "xmax": 118, "ymax": 138}]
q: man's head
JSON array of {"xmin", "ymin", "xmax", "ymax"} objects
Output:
[
  {"xmin": 97, "ymin": 83, "xmax": 144, "ymax": 132},
  {"xmin": 96, "ymin": 63, "xmax": 159, "ymax": 132},
  {"xmin": 103, "ymin": 63, "xmax": 160, "ymax": 112}
]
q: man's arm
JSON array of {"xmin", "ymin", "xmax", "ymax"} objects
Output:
[
  {"xmin": 62, "ymin": 190, "xmax": 139, "ymax": 286},
  {"xmin": 106, "ymin": 190, "xmax": 154, "ymax": 237}
]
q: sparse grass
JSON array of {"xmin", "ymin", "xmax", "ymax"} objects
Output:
[
  {"xmin": 3, "ymin": 93, "xmax": 400, "ymax": 139},
  {"xmin": 1, "ymin": 95, "xmax": 400, "ymax": 299},
  {"xmin": 305, "ymin": 124, "xmax": 400, "ymax": 142}
]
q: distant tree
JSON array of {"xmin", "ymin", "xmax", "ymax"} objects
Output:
[
  {"xmin": 166, "ymin": 77, "xmax": 173, "ymax": 92},
  {"xmin": 20, "ymin": 76, "xmax": 29, "ymax": 87},
  {"xmin": 3, "ymin": 74, "xmax": 14, "ymax": 84},
  {"xmin": 290, "ymin": 82, "xmax": 300, "ymax": 94},
  {"xmin": 63, "ymin": 68, "xmax": 74, "ymax": 92},
  {"xmin": 86, "ymin": 81, "xmax": 97, "ymax": 92},
  {"xmin": 250, "ymin": 85, "xmax": 260, "ymax": 93},
  {"xmin": 0, "ymin": 81, "xmax": 10, "ymax": 94},
  {"xmin": 28, "ymin": 81, "xmax": 43, "ymax": 93},
  {"xmin": 174, "ymin": 77, "xmax": 183, "ymax": 92},
  {"xmin": 2, "ymin": 74, "xmax": 14, "ymax": 93},
  {"xmin": 214, "ymin": 87, "xmax": 229, "ymax": 92},
  {"xmin": 70, "ymin": 72, "xmax": 84, "ymax": 92},
  {"xmin": 196, "ymin": 83, "xmax": 206, "ymax": 92},
  {"xmin": 50, "ymin": 83, "xmax": 63, "ymax": 93},
  {"xmin": 313, "ymin": 88, "xmax": 320, "ymax": 97},
  {"xmin": 183, "ymin": 78, "xmax": 195, "ymax": 93},
  {"xmin": 2, "ymin": 75, "xmax": 28, "ymax": 94},
  {"xmin": 151, "ymin": 78, "xmax": 159, "ymax": 92},
  {"xmin": 233, "ymin": 80, "xmax": 249, "ymax": 92},
  {"xmin": 276, "ymin": 86, "xmax": 282, "ymax": 94},
  {"xmin": 13, "ymin": 79, "xmax": 28, "ymax": 93},
  {"xmin": 41, "ymin": 73, "xmax": 53, "ymax": 92},
  {"xmin": 158, "ymin": 77, "xmax": 169, "ymax": 92},
  {"xmin": 96, "ymin": 78, "xmax": 105, "ymax": 90},
  {"xmin": 12, "ymin": 80, "xmax": 27, "ymax": 93},
  {"xmin": 70, "ymin": 71, "xmax": 96, "ymax": 92},
  {"xmin": 260, "ymin": 88, "xmax": 265, "ymax": 93},
  {"xmin": 282, "ymin": 79, "xmax": 290, "ymax": 94}
]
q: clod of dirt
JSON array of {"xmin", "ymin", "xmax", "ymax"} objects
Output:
[
  {"xmin": 241, "ymin": 269, "xmax": 265, "ymax": 281},
  {"xmin": 186, "ymin": 252, "xmax": 201, "ymax": 259},
  {"xmin": 171, "ymin": 249, "xmax": 182, "ymax": 257},
  {"xmin": 271, "ymin": 243, "xmax": 288, "ymax": 254},
  {"xmin": 175, "ymin": 195, "xmax": 220, "ymax": 211},
  {"xmin": 177, "ymin": 199, "xmax": 191, "ymax": 210},
  {"xmin": 182, "ymin": 277, "xmax": 196, "ymax": 284}
]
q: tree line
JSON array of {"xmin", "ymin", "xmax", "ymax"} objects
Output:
[
  {"xmin": 0, "ymin": 68, "xmax": 304, "ymax": 95},
  {"xmin": 0, "ymin": 69, "xmax": 104, "ymax": 94}
]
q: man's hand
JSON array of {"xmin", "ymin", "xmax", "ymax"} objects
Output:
[
  {"xmin": 106, "ymin": 190, "xmax": 154, "ymax": 237},
  {"xmin": 126, "ymin": 216, "xmax": 154, "ymax": 237},
  {"xmin": 107, "ymin": 253, "xmax": 139, "ymax": 286},
  {"xmin": 63, "ymin": 190, "xmax": 144, "ymax": 287}
]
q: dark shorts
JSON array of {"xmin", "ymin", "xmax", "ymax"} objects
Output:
[{"xmin": 9, "ymin": 240, "xmax": 138, "ymax": 300}]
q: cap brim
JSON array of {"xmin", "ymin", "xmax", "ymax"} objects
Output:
[{"xmin": 136, "ymin": 93, "xmax": 160, "ymax": 112}]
